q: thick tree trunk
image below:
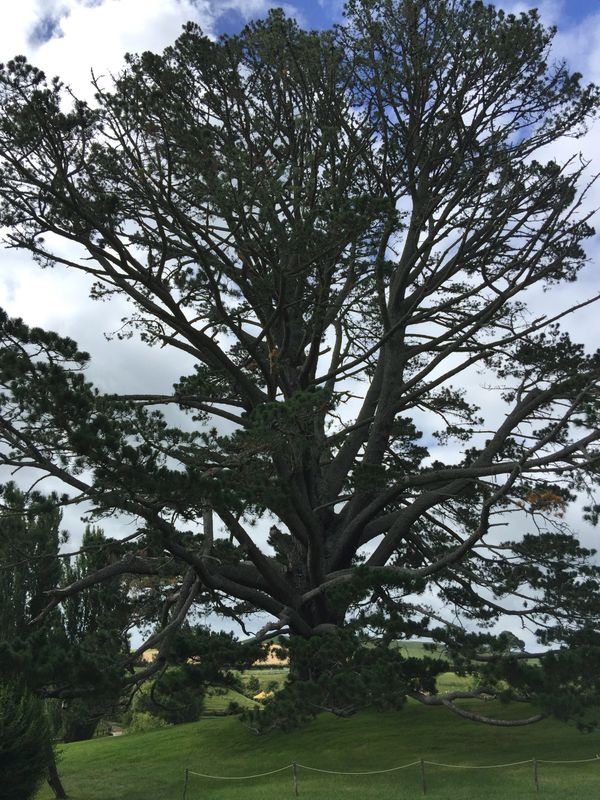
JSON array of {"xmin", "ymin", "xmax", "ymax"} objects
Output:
[
  {"xmin": 47, "ymin": 751, "xmax": 67, "ymax": 799},
  {"xmin": 287, "ymin": 605, "xmax": 347, "ymax": 682},
  {"xmin": 62, "ymin": 714, "xmax": 101, "ymax": 742}
]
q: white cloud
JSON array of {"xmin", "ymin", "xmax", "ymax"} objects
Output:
[
  {"xmin": 499, "ymin": 0, "xmax": 563, "ymax": 25},
  {"xmin": 0, "ymin": 0, "xmax": 306, "ymax": 101},
  {"xmin": 553, "ymin": 9, "xmax": 600, "ymax": 79},
  {"xmin": 0, "ymin": 0, "xmax": 40, "ymax": 59},
  {"xmin": 21, "ymin": 0, "xmax": 215, "ymax": 98},
  {"xmin": 217, "ymin": 0, "xmax": 306, "ymax": 25}
]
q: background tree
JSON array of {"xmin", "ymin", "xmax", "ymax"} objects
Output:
[
  {"xmin": 58, "ymin": 526, "xmax": 131, "ymax": 741},
  {"xmin": 0, "ymin": 486, "xmax": 68, "ymax": 795},
  {"xmin": 0, "ymin": 492, "xmax": 129, "ymax": 745},
  {"xmin": 0, "ymin": 483, "xmax": 65, "ymax": 641},
  {"xmin": 0, "ymin": 0, "xmax": 599, "ymax": 729},
  {"xmin": 0, "ymin": 682, "xmax": 53, "ymax": 800}
]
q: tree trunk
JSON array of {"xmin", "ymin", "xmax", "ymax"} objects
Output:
[
  {"xmin": 62, "ymin": 714, "xmax": 101, "ymax": 742},
  {"xmin": 47, "ymin": 751, "xmax": 67, "ymax": 799}
]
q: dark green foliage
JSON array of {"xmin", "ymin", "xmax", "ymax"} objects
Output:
[
  {"xmin": 243, "ymin": 630, "xmax": 448, "ymax": 733},
  {"xmin": 0, "ymin": 483, "xmax": 65, "ymax": 639},
  {"xmin": 0, "ymin": 683, "xmax": 51, "ymax": 800},
  {"xmin": 244, "ymin": 676, "xmax": 261, "ymax": 697},
  {"xmin": 0, "ymin": 493, "xmax": 130, "ymax": 741},
  {"xmin": 137, "ymin": 626, "xmax": 263, "ymax": 725},
  {"xmin": 59, "ymin": 526, "xmax": 131, "ymax": 741},
  {"xmin": 137, "ymin": 667, "xmax": 205, "ymax": 725}
]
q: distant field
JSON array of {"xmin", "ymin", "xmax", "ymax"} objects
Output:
[
  {"xmin": 395, "ymin": 641, "xmax": 445, "ymax": 658},
  {"xmin": 203, "ymin": 687, "xmax": 257, "ymax": 713},
  {"xmin": 204, "ymin": 667, "xmax": 290, "ymax": 713},
  {"xmin": 202, "ymin": 647, "xmax": 465, "ymax": 714},
  {"xmin": 239, "ymin": 667, "xmax": 289, "ymax": 690},
  {"xmin": 37, "ymin": 701, "xmax": 600, "ymax": 800}
]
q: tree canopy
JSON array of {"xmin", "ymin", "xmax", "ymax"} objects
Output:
[{"xmin": 0, "ymin": 0, "xmax": 599, "ymax": 728}]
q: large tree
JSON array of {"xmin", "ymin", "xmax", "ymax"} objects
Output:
[{"xmin": 0, "ymin": 0, "xmax": 599, "ymax": 727}]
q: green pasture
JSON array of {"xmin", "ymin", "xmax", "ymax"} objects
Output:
[
  {"xmin": 239, "ymin": 667, "xmax": 289, "ymax": 691},
  {"xmin": 37, "ymin": 701, "xmax": 600, "ymax": 799},
  {"xmin": 203, "ymin": 667, "xmax": 289, "ymax": 713},
  {"xmin": 202, "ymin": 650, "xmax": 468, "ymax": 715}
]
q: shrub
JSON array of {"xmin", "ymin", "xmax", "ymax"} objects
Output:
[
  {"xmin": 128, "ymin": 711, "xmax": 169, "ymax": 734},
  {"xmin": 245, "ymin": 676, "xmax": 260, "ymax": 697},
  {"xmin": 137, "ymin": 668, "xmax": 204, "ymax": 725}
]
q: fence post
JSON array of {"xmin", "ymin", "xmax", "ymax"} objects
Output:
[
  {"xmin": 420, "ymin": 759, "xmax": 427, "ymax": 795},
  {"xmin": 182, "ymin": 768, "xmax": 189, "ymax": 800},
  {"xmin": 533, "ymin": 758, "xmax": 539, "ymax": 792},
  {"xmin": 292, "ymin": 761, "xmax": 299, "ymax": 796}
]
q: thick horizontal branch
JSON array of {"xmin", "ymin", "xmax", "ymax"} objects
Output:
[
  {"xmin": 125, "ymin": 568, "xmax": 201, "ymax": 677},
  {"xmin": 30, "ymin": 553, "xmax": 173, "ymax": 624},
  {"xmin": 409, "ymin": 691, "xmax": 545, "ymax": 727},
  {"xmin": 110, "ymin": 393, "xmax": 246, "ymax": 425}
]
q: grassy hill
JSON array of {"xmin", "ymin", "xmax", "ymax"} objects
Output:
[{"xmin": 37, "ymin": 701, "xmax": 600, "ymax": 799}]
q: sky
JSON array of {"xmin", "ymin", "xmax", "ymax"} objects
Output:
[{"xmin": 0, "ymin": 0, "xmax": 599, "ymax": 641}]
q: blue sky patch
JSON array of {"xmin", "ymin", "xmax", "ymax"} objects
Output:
[{"xmin": 28, "ymin": 14, "xmax": 64, "ymax": 47}]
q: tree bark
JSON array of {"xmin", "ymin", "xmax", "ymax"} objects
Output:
[{"xmin": 47, "ymin": 751, "xmax": 67, "ymax": 799}]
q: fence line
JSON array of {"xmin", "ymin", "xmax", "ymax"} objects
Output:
[
  {"xmin": 187, "ymin": 754, "xmax": 599, "ymax": 778},
  {"xmin": 296, "ymin": 761, "xmax": 421, "ymax": 775},
  {"xmin": 183, "ymin": 754, "xmax": 600, "ymax": 797},
  {"xmin": 537, "ymin": 756, "xmax": 600, "ymax": 764},
  {"xmin": 187, "ymin": 765, "xmax": 292, "ymax": 780},
  {"xmin": 423, "ymin": 758, "xmax": 531, "ymax": 769}
]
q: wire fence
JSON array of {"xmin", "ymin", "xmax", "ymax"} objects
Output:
[{"xmin": 182, "ymin": 754, "xmax": 600, "ymax": 797}]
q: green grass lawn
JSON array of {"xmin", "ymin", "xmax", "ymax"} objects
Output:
[{"xmin": 38, "ymin": 701, "xmax": 600, "ymax": 800}]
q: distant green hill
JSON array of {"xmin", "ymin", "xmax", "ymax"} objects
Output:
[{"xmin": 37, "ymin": 702, "xmax": 600, "ymax": 799}]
